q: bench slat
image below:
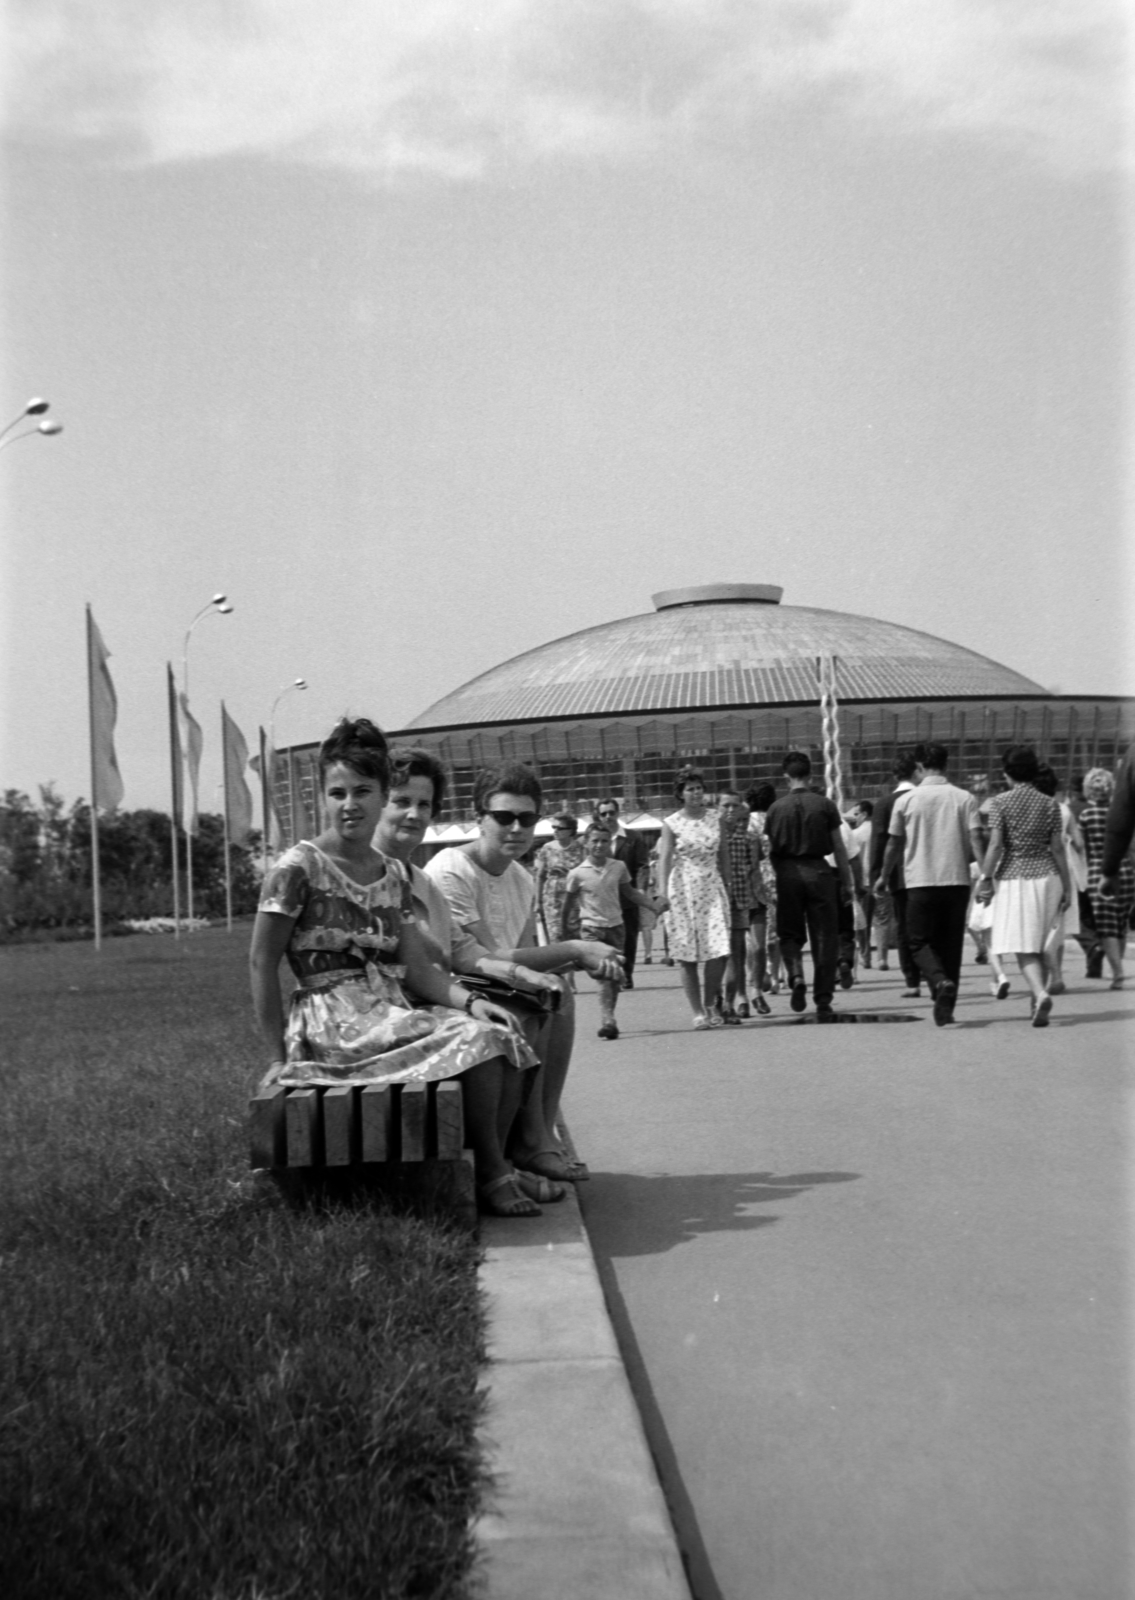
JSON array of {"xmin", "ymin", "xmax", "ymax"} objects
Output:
[
  {"xmin": 435, "ymin": 1080, "xmax": 464, "ymax": 1160},
  {"xmin": 361, "ymin": 1084, "xmax": 394, "ymax": 1162},
  {"xmin": 249, "ymin": 1086, "xmax": 288, "ymax": 1169},
  {"xmin": 400, "ymin": 1082, "xmax": 427, "ymax": 1162},
  {"xmin": 322, "ymin": 1085, "xmax": 356, "ymax": 1166},
  {"xmin": 286, "ymin": 1088, "xmax": 321, "ymax": 1167}
]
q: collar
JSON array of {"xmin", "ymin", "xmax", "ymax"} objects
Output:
[
  {"xmin": 895, "ymin": 780, "xmax": 915, "ymax": 792},
  {"xmin": 918, "ymin": 774, "xmax": 950, "ymax": 786}
]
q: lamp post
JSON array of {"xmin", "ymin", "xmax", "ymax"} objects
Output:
[
  {"xmin": 0, "ymin": 398, "xmax": 63, "ymax": 453},
  {"xmin": 181, "ymin": 593, "xmax": 233, "ymax": 927},
  {"xmin": 268, "ymin": 678, "xmax": 307, "ymax": 861}
]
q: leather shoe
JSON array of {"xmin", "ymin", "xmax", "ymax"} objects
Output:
[{"xmin": 933, "ymin": 980, "xmax": 957, "ymax": 1026}]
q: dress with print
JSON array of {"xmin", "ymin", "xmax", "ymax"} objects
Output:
[
  {"xmin": 985, "ymin": 784, "xmax": 1063, "ymax": 955},
  {"xmin": 663, "ymin": 810, "xmax": 731, "ymax": 962},
  {"xmin": 535, "ymin": 837, "xmax": 586, "ymax": 941},
  {"xmin": 1080, "ymin": 800, "xmax": 1135, "ymax": 939},
  {"xmin": 258, "ymin": 841, "xmax": 537, "ymax": 1089},
  {"xmin": 747, "ymin": 813, "xmax": 777, "ymax": 914}
]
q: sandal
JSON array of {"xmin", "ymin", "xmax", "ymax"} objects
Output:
[
  {"xmin": 513, "ymin": 1168, "xmax": 566, "ymax": 1204},
  {"xmin": 692, "ymin": 1013, "xmax": 711, "ymax": 1030},
  {"xmin": 478, "ymin": 1172, "xmax": 541, "ymax": 1217},
  {"xmin": 514, "ymin": 1149, "xmax": 589, "ymax": 1184}
]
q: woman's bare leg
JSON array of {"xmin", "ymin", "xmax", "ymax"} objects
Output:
[
  {"xmin": 679, "ymin": 960, "xmax": 704, "ymax": 1018},
  {"xmin": 702, "ymin": 955, "xmax": 728, "ymax": 1014}
]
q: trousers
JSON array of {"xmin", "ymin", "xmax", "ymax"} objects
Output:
[
  {"xmin": 905, "ymin": 885, "xmax": 972, "ymax": 991},
  {"xmin": 774, "ymin": 859, "xmax": 839, "ymax": 1005}
]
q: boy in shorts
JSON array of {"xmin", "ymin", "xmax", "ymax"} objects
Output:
[{"xmin": 561, "ymin": 823, "xmax": 660, "ymax": 1040}]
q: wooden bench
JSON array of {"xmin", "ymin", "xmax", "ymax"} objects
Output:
[{"xmin": 248, "ymin": 1079, "xmax": 476, "ymax": 1227}]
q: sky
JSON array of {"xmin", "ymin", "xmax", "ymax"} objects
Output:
[{"xmin": 1, "ymin": 0, "xmax": 1130, "ymax": 818}]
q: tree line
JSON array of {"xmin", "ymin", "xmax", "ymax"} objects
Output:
[{"xmin": 0, "ymin": 785, "xmax": 263, "ymax": 941}]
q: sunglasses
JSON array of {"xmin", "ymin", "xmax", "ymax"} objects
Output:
[{"xmin": 484, "ymin": 808, "xmax": 539, "ymax": 829}]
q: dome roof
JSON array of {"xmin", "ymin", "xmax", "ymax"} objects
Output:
[{"xmin": 406, "ymin": 585, "xmax": 1045, "ymax": 730}]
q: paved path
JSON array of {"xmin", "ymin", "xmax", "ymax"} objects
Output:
[{"xmin": 565, "ymin": 957, "xmax": 1133, "ymax": 1600}]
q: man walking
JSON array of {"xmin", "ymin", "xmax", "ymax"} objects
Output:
[
  {"xmin": 593, "ymin": 798, "xmax": 650, "ymax": 989},
  {"xmin": 875, "ymin": 742, "xmax": 984, "ymax": 1026},
  {"xmin": 765, "ymin": 752, "xmax": 855, "ymax": 1019},
  {"xmin": 869, "ymin": 753, "xmax": 921, "ymax": 995}
]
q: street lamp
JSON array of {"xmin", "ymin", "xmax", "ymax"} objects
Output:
[
  {"xmin": 0, "ymin": 398, "xmax": 63, "ymax": 452},
  {"xmin": 180, "ymin": 593, "xmax": 233, "ymax": 927},
  {"xmin": 270, "ymin": 678, "xmax": 308, "ymax": 854}
]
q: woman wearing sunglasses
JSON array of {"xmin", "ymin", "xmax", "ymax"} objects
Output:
[{"xmin": 426, "ymin": 764, "xmax": 624, "ymax": 1187}]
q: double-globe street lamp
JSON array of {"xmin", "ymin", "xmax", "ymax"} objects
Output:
[
  {"xmin": 0, "ymin": 397, "xmax": 63, "ymax": 452},
  {"xmin": 180, "ymin": 593, "xmax": 233, "ymax": 928}
]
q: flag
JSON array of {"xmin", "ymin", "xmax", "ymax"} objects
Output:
[
  {"xmin": 178, "ymin": 691, "xmax": 203, "ymax": 837},
  {"xmin": 250, "ymin": 728, "xmax": 284, "ymax": 851},
  {"xmin": 87, "ymin": 607, "xmax": 124, "ymax": 812},
  {"xmin": 167, "ymin": 664, "xmax": 183, "ymax": 829},
  {"xmin": 221, "ymin": 704, "xmax": 254, "ymax": 846}
]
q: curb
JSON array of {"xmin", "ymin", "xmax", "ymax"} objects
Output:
[{"xmin": 474, "ymin": 1130, "xmax": 693, "ymax": 1600}]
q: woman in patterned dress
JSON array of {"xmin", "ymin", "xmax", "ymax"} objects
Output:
[
  {"xmin": 655, "ymin": 766, "xmax": 732, "ymax": 1029},
  {"xmin": 745, "ymin": 781, "xmax": 781, "ymax": 1008},
  {"xmin": 249, "ymin": 717, "xmax": 544, "ymax": 1217},
  {"xmin": 534, "ymin": 814, "xmax": 585, "ymax": 942},
  {"xmin": 1079, "ymin": 766, "xmax": 1135, "ymax": 989},
  {"xmin": 975, "ymin": 745, "xmax": 1071, "ymax": 1027}
]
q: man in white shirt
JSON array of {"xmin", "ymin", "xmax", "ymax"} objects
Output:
[{"xmin": 876, "ymin": 742, "xmax": 984, "ymax": 1026}]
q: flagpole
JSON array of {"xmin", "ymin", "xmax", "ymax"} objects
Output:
[
  {"xmin": 167, "ymin": 664, "xmax": 182, "ymax": 938},
  {"xmin": 221, "ymin": 703, "xmax": 234, "ymax": 933},
  {"xmin": 85, "ymin": 605, "xmax": 104, "ymax": 952},
  {"xmin": 259, "ymin": 726, "xmax": 271, "ymax": 876},
  {"xmin": 180, "ymin": 594, "xmax": 233, "ymax": 932}
]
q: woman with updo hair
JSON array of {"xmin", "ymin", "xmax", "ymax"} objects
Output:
[
  {"xmin": 250, "ymin": 717, "xmax": 546, "ymax": 1217},
  {"xmin": 655, "ymin": 766, "xmax": 732, "ymax": 1028},
  {"xmin": 975, "ymin": 744, "xmax": 1071, "ymax": 1026},
  {"xmin": 1080, "ymin": 766, "xmax": 1134, "ymax": 988}
]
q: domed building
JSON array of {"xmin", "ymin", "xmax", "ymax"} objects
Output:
[{"xmin": 275, "ymin": 584, "xmax": 1132, "ymax": 837}]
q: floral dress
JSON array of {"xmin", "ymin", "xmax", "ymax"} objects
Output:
[
  {"xmin": 1080, "ymin": 801, "xmax": 1135, "ymax": 939},
  {"xmin": 535, "ymin": 837, "xmax": 586, "ymax": 941},
  {"xmin": 663, "ymin": 810, "xmax": 731, "ymax": 962},
  {"xmin": 258, "ymin": 841, "xmax": 537, "ymax": 1089}
]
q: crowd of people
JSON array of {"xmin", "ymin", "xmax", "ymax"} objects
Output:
[{"xmin": 249, "ymin": 718, "xmax": 1134, "ymax": 1217}]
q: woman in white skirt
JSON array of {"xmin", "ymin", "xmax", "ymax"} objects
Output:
[{"xmin": 974, "ymin": 745, "xmax": 1071, "ymax": 1027}]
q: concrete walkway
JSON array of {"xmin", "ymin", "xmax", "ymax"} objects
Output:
[{"xmin": 558, "ymin": 956, "xmax": 1132, "ymax": 1600}]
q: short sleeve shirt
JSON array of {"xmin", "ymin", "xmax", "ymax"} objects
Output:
[
  {"xmin": 764, "ymin": 790, "xmax": 843, "ymax": 861},
  {"xmin": 424, "ymin": 845, "xmax": 536, "ymax": 951},
  {"xmin": 565, "ymin": 858, "xmax": 628, "ymax": 928},
  {"xmin": 888, "ymin": 776, "xmax": 980, "ymax": 888},
  {"xmin": 984, "ymin": 786, "xmax": 1061, "ymax": 880}
]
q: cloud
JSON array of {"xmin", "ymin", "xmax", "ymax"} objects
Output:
[{"xmin": 3, "ymin": 0, "xmax": 1125, "ymax": 177}]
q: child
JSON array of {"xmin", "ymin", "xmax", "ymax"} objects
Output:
[{"xmin": 561, "ymin": 823, "xmax": 660, "ymax": 1040}]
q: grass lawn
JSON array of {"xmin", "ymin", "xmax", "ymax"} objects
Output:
[{"xmin": 0, "ymin": 927, "xmax": 488, "ymax": 1600}]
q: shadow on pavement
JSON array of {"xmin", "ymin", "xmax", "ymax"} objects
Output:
[
  {"xmin": 581, "ymin": 1171, "xmax": 857, "ymax": 1600},
  {"xmin": 580, "ymin": 1170, "xmax": 860, "ymax": 1259},
  {"xmin": 950, "ymin": 1008, "xmax": 1133, "ymax": 1030}
]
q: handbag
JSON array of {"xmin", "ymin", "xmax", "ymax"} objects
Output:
[{"xmin": 461, "ymin": 973, "xmax": 563, "ymax": 1015}]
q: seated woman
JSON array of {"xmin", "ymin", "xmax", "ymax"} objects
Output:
[
  {"xmin": 425, "ymin": 760, "xmax": 625, "ymax": 1187},
  {"xmin": 249, "ymin": 717, "xmax": 544, "ymax": 1218}
]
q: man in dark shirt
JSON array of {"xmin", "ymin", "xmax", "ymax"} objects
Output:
[
  {"xmin": 765, "ymin": 752, "xmax": 855, "ymax": 1018},
  {"xmin": 593, "ymin": 798, "xmax": 650, "ymax": 989},
  {"xmin": 869, "ymin": 751, "xmax": 921, "ymax": 996}
]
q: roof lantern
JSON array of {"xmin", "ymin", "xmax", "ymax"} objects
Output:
[{"xmin": 653, "ymin": 583, "xmax": 784, "ymax": 610}]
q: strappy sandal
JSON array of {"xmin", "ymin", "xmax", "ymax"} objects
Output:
[
  {"xmin": 513, "ymin": 1169, "xmax": 566, "ymax": 1204},
  {"xmin": 514, "ymin": 1149, "xmax": 590, "ymax": 1184},
  {"xmin": 478, "ymin": 1172, "xmax": 541, "ymax": 1217}
]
